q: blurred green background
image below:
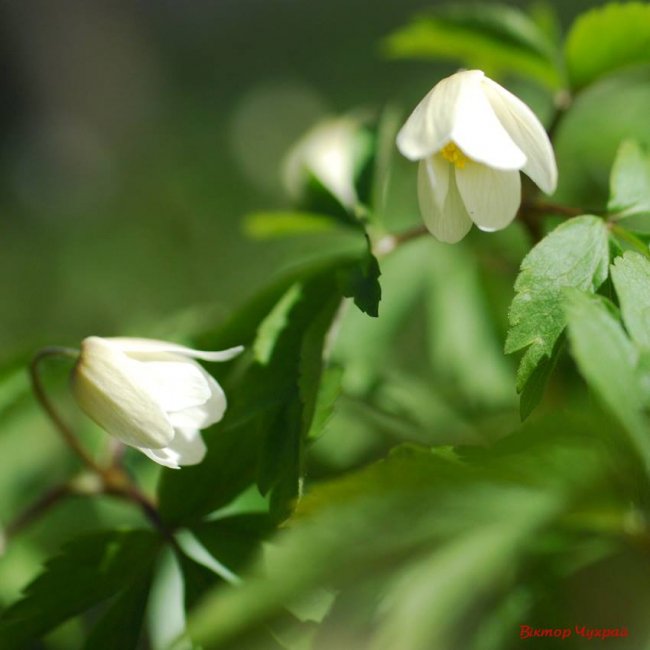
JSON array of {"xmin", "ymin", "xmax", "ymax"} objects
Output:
[{"xmin": 0, "ymin": 0, "xmax": 610, "ymax": 357}]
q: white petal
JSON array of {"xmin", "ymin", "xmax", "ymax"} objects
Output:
[
  {"xmin": 106, "ymin": 338, "xmax": 244, "ymax": 363},
  {"xmin": 455, "ymin": 163, "xmax": 521, "ymax": 231},
  {"xmin": 72, "ymin": 337, "xmax": 174, "ymax": 449},
  {"xmin": 285, "ymin": 118, "xmax": 360, "ymax": 209},
  {"xmin": 168, "ymin": 370, "xmax": 227, "ymax": 429},
  {"xmin": 418, "ymin": 157, "xmax": 472, "ymax": 243},
  {"xmin": 449, "ymin": 72, "xmax": 526, "ymax": 170},
  {"xmin": 137, "ymin": 428, "xmax": 207, "ymax": 469},
  {"xmin": 397, "ymin": 72, "xmax": 468, "ymax": 160},
  {"xmin": 481, "ymin": 76, "xmax": 557, "ymax": 193},
  {"xmin": 136, "ymin": 360, "xmax": 211, "ymax": 413}
]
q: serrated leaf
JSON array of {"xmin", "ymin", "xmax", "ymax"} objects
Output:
[
  {"xmin": 82, "ymin": 575, "xmax": 153, "ymax": 650},
  {"xmin": 339, "ymin": 242, "xmax": 381, "ymax": 317},
  {"xmin": 384, "ymin": 3, "xmax": 561, "ymax": 88},
  {"xmin": 0, "ymin": 530, "xmax": 160, "ymax": 648},
  {"xmin": 518, "ymin": 334, "xmax": 564, "ymax": 421},
  {"xmin": 505, "ymin": 216, "xmax": 609, "ymax": 392},
  {"xmin": 564, "ymin": 288, "xmax": 650, "ymax": 470},
  {"xmin": 565, "ymin": 2, "xmax": 650, "ymax": 90},
  {"xmin": 608, "ymin": 140, "xmax": 650, "ymax": 218},
  {"xmin": 611, "ymin": 251, "xmax": 650, "ymax": 348}
]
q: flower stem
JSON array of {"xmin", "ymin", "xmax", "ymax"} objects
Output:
[
  {"xmin": 29, "ymin": 347, "xmax": 102, "ymax": 473},
  {"xmin": 610, "ymin": 224, "xmax": 650, "ymax": 259},
  {"xmin": 4, "ymin": 483, "xmax": 72, "ymax": 543},
  {"xmin": 28, "ymin": 347, "xmax": 174, "ymax": 541}
]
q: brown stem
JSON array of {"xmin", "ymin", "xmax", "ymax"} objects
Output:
[
  {"xmin": 30, "ymin": 347, "xmax": 102, "ymax": 473},
  {"xmin": 376, "ymin": 198, "xmax": 587, "ymax": 253},
  {"xmin": 5, "ymin": 483, "xmax": 72, "ymax": 541},
  {"xmin": 521, "ymin": 199, "xmax": 584, "ymax": 218},
  {"xmin": 101, "ymin": 467, "xmax": 176, "ymax": 543}
]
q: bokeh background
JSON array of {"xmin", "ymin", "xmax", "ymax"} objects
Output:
[{"xmin": 0, "ymin": 0, "xmax": 613, "ymax": 356}]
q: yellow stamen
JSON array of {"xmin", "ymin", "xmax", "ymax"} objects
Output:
[{"xmin": 441, "ymin": 142, "xmax": 469, "ymax": 169}]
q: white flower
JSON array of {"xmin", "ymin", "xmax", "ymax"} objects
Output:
[
  {"xmin": 71, "ymin": 337, "xmax": 243, "ymax": 469},
  {"xmin": 284, "ymin": 117, "xmax": 362, "ymax": 210},
  {"xmin": 397, "ymin": 69, "xmax": 557, "ymax": 243}
]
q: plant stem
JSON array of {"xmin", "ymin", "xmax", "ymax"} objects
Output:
[
  {"xmin": 28, "ymin": 347, "xmax": 173, "ymax": 541},
  {"xmin": 30, "ymin": 347, "xmax": 102, "ymax": 472},
  {"xmin": 610, "ymin": 224, "xmax": 650, "ymax": 259},
  {"xmin": 376, "ymin": 198, "xmax": 586, "ymax": 254},
  {"xmin": 4, "ymin": 483, "xmax": 72, "ymax": 542}
]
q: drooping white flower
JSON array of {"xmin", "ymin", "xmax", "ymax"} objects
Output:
[
  {"xmin": 71, "ymin": 337, "xmax": 243, "ymax": 469},
  {"xmin": 397, "ymin": 69, "xmax": 557, "ymax": 243}
]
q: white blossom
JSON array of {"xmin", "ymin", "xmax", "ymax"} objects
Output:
[
  {"xmin": 71, "ymin": 337, "xmax": 243, "ymax": 469},
  {"xmin": 284, "ymin": 117, "xmax": 362, "ymax": 210},
  {"xmin": 397, "ymin": 69, "xmax": 557, "ymax": 243}
]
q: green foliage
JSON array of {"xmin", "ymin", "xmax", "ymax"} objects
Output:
[
  {"xmin": 506, "ymin": 217, "xmax": 610, "ymax": 410},
  {"xmin": 0, "ymin": 530, "xmax": 160, "ymax": 648},
  {"xmin": 186, "ymin": 424, "xmax": 640, "ymax": 649},
  {"xmin": 244, "ymin": 212, "xmax": 349, "ymax": 239},
  {"xmin": 426, "ymin": 244, "xmax": 514, "ymax": 407},
  {"xmin": 160, "ymin": 252, "xmax": 379, "ymax": 525},
  {"xmin": 563, "ymin": 288, "xmax": 650, "ymax": 470},
  {"xmin": 611, "ymin": 252, "xmax": 650, "ymax": 348},
  {"xmin": 609, "ymin": 140, "xmax": 650, "ymax": 218},
  {"xmin": 82, "ymin": 577, "xmax": 153, "ymax": 650},
  {"xmin": 384, "ymin": 3, "xmax": 562, "ymax": 88},
  {"xmin": 565, "ymin": 2, "xmax": 650, "ymax": 90}
]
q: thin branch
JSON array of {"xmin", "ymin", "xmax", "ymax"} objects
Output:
[
  {"xmin": 610, "ymin": 224, "xmax": 650, "ymax": 259},
  {"xmin": 4, "ymin": 483, "xmax": 72, "ymax": 541},
  {"xmin": 29, "ymin": 347, "xmax": 102, "ymax": 473}
]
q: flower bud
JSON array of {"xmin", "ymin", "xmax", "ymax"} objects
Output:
[{"xmin": 71, "ymin": 337, "xmax": 243, "ymax": 469}]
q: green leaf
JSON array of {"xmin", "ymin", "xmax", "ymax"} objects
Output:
[
  {"xmin": 608, "ymin": 140, "xmax": 650, "ymax": 218},
  {"xmin": 193, "ymin": 515, "xmax": 274, "ymax": 575},
  {"xmin": 518, "ymin": 334, "xmax": 564, "ymax": 420},
  {"xmin": 0, "ymin": 530, "xmax": 160, "ymax": 647},
  {"xmin": 426, "ymin": 243, "xmax": 514, "ymax": 407},
  {"xmin": 185, "ymin": 445, "xmax": 574, "ymax": 649},
  {"xmin": 384, "ymin": 3, "xmax": 562, "ymax": 88},
  {"xmin": 565, "ymin": 2, "xmax": 650, "ymax": 90},
  {"xmin": 339, "ymin": 241, "xmax": 381, "ymax": 317},
  {"xmin": 333, "ymin": 239, "xmax": 429, "ymax": 395},
  {"xmin": 160, "ymin": 255, "xmax": 378, "ymax": 525},
  {"xmin": 611, "ymin": 251, "xmax": 650, "ymax": 348},
  {"xmin": 563, "ymin": 288, "xmax": 650, "ymax": 470},
  {"xmin": 82, "ymin": 575, "xmax": 153, "ymax": 650},
  {"xmin": 243, "ymin": 211, "xmax": 348, "ymax": 239},
  {"xmin": 158, "ymin": 414, "xmax": 266, "ymax": 525},
  {"xmin": 505, "ymin": 216, "xmax": 609, "ymax": 392}
]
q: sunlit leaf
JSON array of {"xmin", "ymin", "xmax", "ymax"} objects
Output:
[
  {"xmin": 505, "ymin": 216, "xmax": 609, "ymax": 397},
  {"xmin": 564, "ymin": 288, "xmax": 650, "ymax": 470},
  {"xmin": 244, "ymin": 211, "xmax": 349, "ymax": 239},
  {"xmin": 611, "ymin": 251, "xmax": 650, "ymax": 348},
  {"xmin": 565, "ymin": 2, "xmax": 650, "ymax": 90},
  {"xmin": 384, "ymin": 3, "xmax": 562, "ymax": 88},
  {"xmin": 608, "ymin": 140, "xmax": 650, "ymax": 218}
]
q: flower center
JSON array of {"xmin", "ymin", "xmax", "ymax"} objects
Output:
[{"xmin": 441, "ymin": 142, "xmax": 469, "ymax": 169}]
